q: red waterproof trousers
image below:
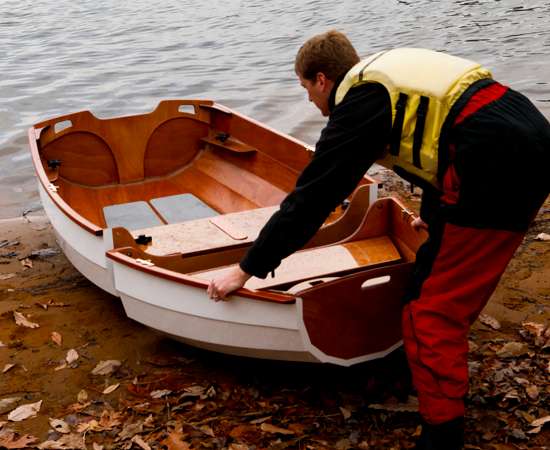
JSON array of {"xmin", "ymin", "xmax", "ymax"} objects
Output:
[
  {"xmin": 402, "ymin": 82, "xmax": 538, "ymax": 424},
  {"xmin": 402, "ymin": 224, "xmax": 524, "ymax": 423}
]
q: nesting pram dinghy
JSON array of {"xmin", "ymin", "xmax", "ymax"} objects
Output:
[{"xmin": 28, "ymin": 100, "xmax": 427, "ymax": 366}]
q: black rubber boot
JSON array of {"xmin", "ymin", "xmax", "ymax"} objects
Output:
[{"xmin": 414, "ymin": 417, "xmax": 465, "ymax": 450}]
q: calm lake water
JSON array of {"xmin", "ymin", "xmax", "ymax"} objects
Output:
[{"xmin": 1, "ymin": 0, "xmax": 549, "ymax": 219}]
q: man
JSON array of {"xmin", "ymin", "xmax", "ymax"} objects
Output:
[{"xmin": 208, "ymin": 30, "xmax": 550, "ymax": 449}]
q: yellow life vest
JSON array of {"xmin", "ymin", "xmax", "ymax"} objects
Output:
[{"xmin": 335, "ymin": 48, "xmax": 492, "ymax": 189}]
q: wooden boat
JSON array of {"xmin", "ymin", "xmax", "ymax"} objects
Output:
[{"xmin": 28, "ymin": 100, "xmax": 427, "ymax": 365}]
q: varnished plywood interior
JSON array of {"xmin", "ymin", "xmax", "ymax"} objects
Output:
[
  {"xmin": 33, "ymin": 100, "xmax": 316, "ymax": 230},
  {"xmin": 191, "ymin": 236, "xmax": 401, "ymax": 290}
]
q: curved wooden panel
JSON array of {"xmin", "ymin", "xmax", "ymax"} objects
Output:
[
  {"xmin": 41, "ymin": 132, "xmax": 118, "ymax": 186},
  {"xmin": 144, "ymin": 118, "xmax": 209, "ymax": 177},
  {"xmin": 299, "ymin": 262, "xmax": 413, "ymax": 361}
]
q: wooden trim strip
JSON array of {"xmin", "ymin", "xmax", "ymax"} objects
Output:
[
  {"xmin": 27, "ymin": 127, "xmax": 103, "ymax": 236},
  {"xmin": 106, "ymin": 248, "xmax": 296, "ymax": 304}
]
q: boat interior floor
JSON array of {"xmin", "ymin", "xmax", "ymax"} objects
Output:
[{"xmin": 129, "ymin": 204, "xmax": 278, "ymax": 256}]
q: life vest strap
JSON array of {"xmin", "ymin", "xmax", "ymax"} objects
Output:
[
  {"xmin": 390, "ymin": 93, "xmax": 408, "ymax": 156},
  {"xmin": 413, "ymin": 96, "xmax": 430, "ymax": 168}
]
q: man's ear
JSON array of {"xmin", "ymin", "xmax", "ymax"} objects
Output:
[
  {"xmin": 315, "ymin": 72, "xmax": 327, "ymax": 89},
  {"xmin": 315, "ymin": 72, "xmax": 333, "ymax": 93}
]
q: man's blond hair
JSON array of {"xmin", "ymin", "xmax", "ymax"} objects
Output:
[{"xmin": 295, "ymin": 30, "xmax": 360, "ymax": 82}]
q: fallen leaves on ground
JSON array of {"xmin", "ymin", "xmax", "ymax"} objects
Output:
[
  {"xmin": 2, "ymin": 363, "xmax": 16, "ymax": 374},
  {"xmin": 0, "ymin": 430, "xmax": 38, "ymax": 449},
  {"xmin": 13, "ymin": 311, "xmax": 39, "ymax": 328},
  {"xmin": 49, "ymin": 418, "xmax": 71, "ymax": 434},
  {"xmin": 38, "ymin": 433, "xmax": 85, "ymax": 449},
  {"xmin": 0, "ymin": 273, "xmax": 16, "ymax": 280},
  {"xmin": 65, "ymin": 349, "xmax": 79, "ymax": 365},
  {"xmin": 91, "ymin": 360, "xmax": 121, "ymax": 376},
  {"xmin": 102, "ymin": 383, "xmax": 120, "ymax": 395},
  {"xmin": 0, "ymin": 319, "xmax": 547, "ymax": 450},
  {"xmin": 7, "ymin": 400, "xmax": 42, "ymax": 422},
  {"xmin": 478, "ymin": 313, "xmax": 501, "ymax": 330},
  {"xmin": 51, "ymin": 331, "xmax": 63, "ymax": 346}
]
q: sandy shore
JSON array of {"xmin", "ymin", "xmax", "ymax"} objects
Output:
[{"xmin": 1, "ymin": 184, "xmax": 549, "ymax": 449}]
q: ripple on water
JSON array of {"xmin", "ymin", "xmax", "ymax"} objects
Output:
[{"xmin": 1, "ymin": 0, "xmax": 550, "ymax": 218}]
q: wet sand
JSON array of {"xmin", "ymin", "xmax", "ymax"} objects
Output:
[{"xmin": 1, "ymin": 179, "xmax": 549, "ymax": 448}]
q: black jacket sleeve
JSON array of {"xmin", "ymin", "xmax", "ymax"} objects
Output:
[{"xmin": 239, "ymin": 83, "xmax": 392, "ymax": 278}]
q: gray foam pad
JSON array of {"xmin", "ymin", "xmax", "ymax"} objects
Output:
[
  {"xmin": 103, "ymin": 201, "xmax": 163, "ymax": 230},
  {"xmin": 150, "ymin": 193, "xmax": 218, "ymax": 224}
]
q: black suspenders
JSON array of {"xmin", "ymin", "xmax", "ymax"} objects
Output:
[{"xmin": 389, "ymin": 93, "xmax": 430, "ymax": 170}]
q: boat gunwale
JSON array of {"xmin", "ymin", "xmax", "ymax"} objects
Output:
[
  {"xmin": 106, "ymin": 247, "xmax": 297, "ymax": 304},
  {"xmin": 28, "ymin": 126, "xmax": 104, "ymax": 236},
  {"xmin": 27, "ymin": 100, "xmax": 317, "ymax": 237}
]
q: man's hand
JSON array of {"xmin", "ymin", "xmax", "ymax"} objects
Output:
[
  {"xmin": 411, "ymin": 216, "xmax": 428, "ymax": 231},
  {"xmin": 207, "ymin": 266, "xmax": 252, "ymax": 302}
]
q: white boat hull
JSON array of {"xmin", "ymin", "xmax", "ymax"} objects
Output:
[{"xmin": 38, "ymin": 182, "xmax": 117, "ymax": 296}]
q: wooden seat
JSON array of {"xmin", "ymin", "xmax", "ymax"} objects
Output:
[
  {"xmin": 132, "ymin": 206, "xmax": 278, "ymax": 256},
  {"xmin": 190, "ymin": 236, "xmax": 401, "ymax": 290}
]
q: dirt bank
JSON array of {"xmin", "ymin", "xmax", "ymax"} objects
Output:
[{"xmin": 1, "ymin": 182, "xmax": 549, "ymax": 449}]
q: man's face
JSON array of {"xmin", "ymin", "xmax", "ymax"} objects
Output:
[{"xmin": 298, "ymin": 72, "xmax": 333, "ymax": 117}]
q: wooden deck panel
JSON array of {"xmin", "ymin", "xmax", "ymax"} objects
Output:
[
  {"xmin": 132, "ymin": 206, "xmax": 278, "ymax": 256},
  {"xmin": 190, "ymin": 236, "xmax": 401, "ymax": 290}
]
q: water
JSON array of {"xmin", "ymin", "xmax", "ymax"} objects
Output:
[{"xmin": 1, "ymin": 0, "xmax": 549, "ymax": 219}]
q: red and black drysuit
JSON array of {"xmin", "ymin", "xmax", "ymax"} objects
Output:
[{"xmin": 239, "ymin": 77, "xmax": 550, "ymax": 425}]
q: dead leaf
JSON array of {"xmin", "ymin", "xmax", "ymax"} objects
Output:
[
  {"xmin": 200, "ymin": 425, "xmax": 215, "ymax": 437},
  {"xmin": 131, "ymin": 436, "xmax": 151, "ymax": 450},
  {"xmin": 102, "ymin": 383, "xmax": 120, "ymax": 395},
  {"xmin": 535, "ymin": 232, "xmax": 550, "ymax": 241},
  {"xmin": 51, "ymin": 332, "xmax": 62, "ymax": 347},
  {"xmin": 339, "ymin": 406, "xmax": 352, "ymax": 420},
  {"xmin": 522, "ymin": 321, "xmax": 546, "ymax": 338},
  {"xmin": 76, "ymin": 420, "xmax": 100, "ymax": 433},
  {"xmin": 249, "ymin": 416, "xmax": 272, "ymax": 424},
  {"xmin": 49, "ymin": 418, "xmax": 70, "ymax": 434},
  {"xmin": 0, "ymin": 398, "xmax": 21, "ymax": 415},
  {"xmin": 479, "ymin": 313, "xmax": 501, "ymax": 330},
  {"xmin": 98, "ymin": 409, "xmax": 122, "ymax": 429},
  {"xmin": 2, "ymin": 364, "xmax": 15, "ymax": 374},
  {"xmin": 228, "ymin": 445, "xmax": 249, "ymax": 450},
  {"xmin": 160, "ymin": 431, "xmax": 191, "ymax": 450},
  {"xmin": 0, "ymin": 430, "xmax": 38, "ymax": 449},
  {"xmin": 468, "ymin": 340, "xmax": 479, "ymax": 353},
  {"xmin": 13, "ymin": 311, "xmax": 39, "ymax": 329},
  {"xmin": 20, "ymin": 258, "xmax": 32, "ymax": 269},
  {"xmin": 496, "ymin": 342, "xmax": 528, "ymax": 358},
  {"xmin": 0, "ymin": 273, "xmax": 16, "ymax": 281},
  {"xmin": 525, "ymin": 384, "xmax": 539, "ymax": 400},
  {"xmin": 54, "ymin": 363, "xmax": 67, "ymax": 371},
  {"xmin": 260, "ymin": 423, "xmax": 295, "ymax": 435},
  {"xmin": 91, "ymin": 360, "xmax": 121, "ymax": 376},
  {"xmin": 117, "ymin": 421, "xmax": 143, "ymax": 441},
  {"xmin": 8, "ymin": 400, "xmax": 42, "ymax": 421},
  {"xmin": 65, "ymin": 349, "xmax": 79, "ymax": 364},
  {"xmin": 77, "ymin": 390, "xmax": 88, "ymax": 403},
  {"xmin": 150, "ymin": 389, "xmax": 172, "ymax": 399},
  {"xmin": 531, "ymin": 415, "xmax": 550, "ymax": 428},
  {"xmin": 37, "ymin": 433, "xmax": 85, "ymax": 449}
]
